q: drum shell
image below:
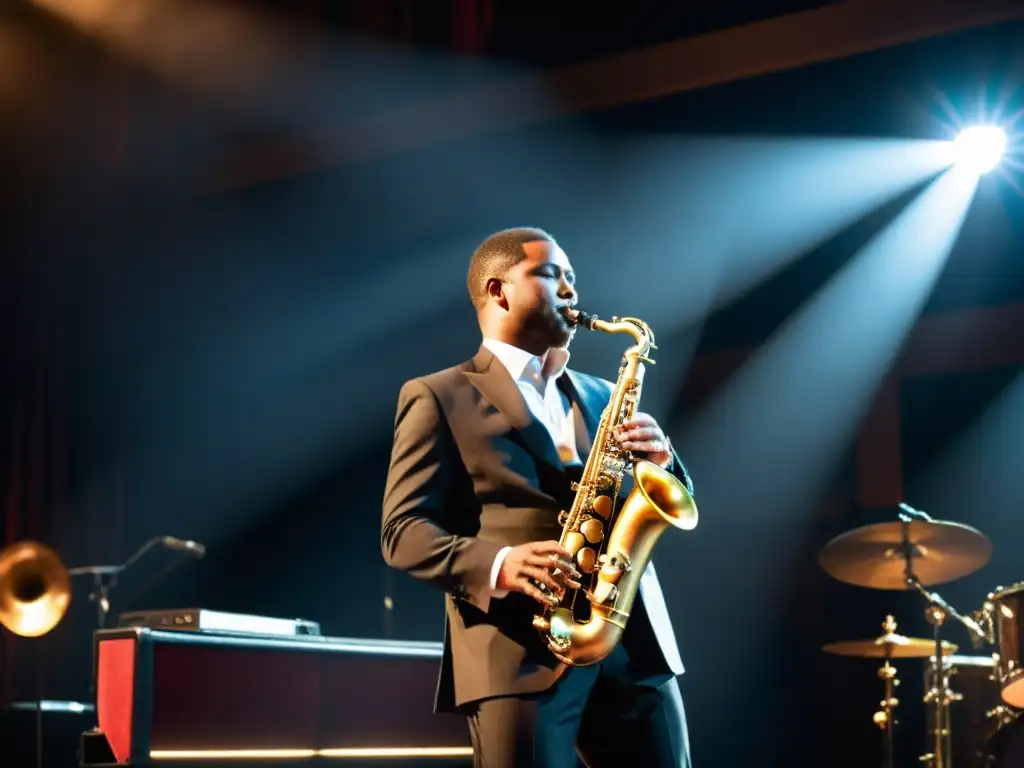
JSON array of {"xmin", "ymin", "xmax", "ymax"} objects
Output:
[
  {"xmin": 990, "ymin": 583, "xmax": 1024, "ymax": 710},
  {"xmin": 925, "ymin": 654, "xmax": 1003, "ymax": 768},
  {"xmin": 985, "ymin": 713, "xmax": 1024, "ymax": 768}
]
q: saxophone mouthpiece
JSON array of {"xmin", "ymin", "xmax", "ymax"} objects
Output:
[{"xmin": 563, "ymin": 307, "xmax": 598, "ymax": 329}]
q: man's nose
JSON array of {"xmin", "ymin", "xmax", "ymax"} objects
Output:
[{"xmin": 558, "ymin": 277, "xmax": 576, "ymax": 301}]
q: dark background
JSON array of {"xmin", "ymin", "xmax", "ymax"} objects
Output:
[{"xmin": 1, "ymin": 1, "xmax": 1022, "ymax": 765}]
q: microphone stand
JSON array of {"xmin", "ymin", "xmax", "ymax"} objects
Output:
[
  {"xmin": 68, "ymin": 536, "xmax": 204, "ymax": 732},
  {"xmin": 68, "ymin": 536, "xmax": 199, "ymax": 632}
]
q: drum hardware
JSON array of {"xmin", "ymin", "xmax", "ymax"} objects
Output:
[
  {"xmin": 876, "ymin": 650, "xmax": 899, "ymax": 768},
  {"xmin": 822, "ymin": 615, "xmax": 960, "ymax": 768},
  {"xmin": 923, "ymin": 654, "xmax": 1018, "ymax": 768},
  {"xmin": 909, "ymin": 577, "xmax": 990, "ymax": 768},
  {"xmin": 904, "ymin": 508, "xmax": 993, "ymax": 768},
  {"xmin": 898, "ymin": 508, "xmax": 992, "ymax": 768},
  {"xmin": 819, "ymin": 503, "xmax": 997, "ymax": 768},
  {"xmin": 868, "ymin": 615, "xmax": 903, "ymax": 768},
  {"xmin": 972, "ymin": 583, "xmax": 1024, "ymax": 712}
]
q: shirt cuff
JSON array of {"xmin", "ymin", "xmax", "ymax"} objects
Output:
[
  {"xmin": 489, "ymin": 546, "xmax": 512, "ymax": 594},
  {"xmin": 477, "ymin": 546, "xmax": 512, "ymax": 612}
]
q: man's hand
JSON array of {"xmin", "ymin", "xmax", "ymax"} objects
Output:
[
  {"xmin": 496, "ymin": 541, "xmax": 582, "ymax": 605},
  {"xmin": 616, "ymin": 412, "xmax": 673, "ymax": 467}
]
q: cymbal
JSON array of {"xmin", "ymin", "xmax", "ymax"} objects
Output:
[
  {"xmin": 818, "ymin": 519, "xmax": 992, "ymax": 590},
  {"xmin": 823, "ymin": 635, "xmax": 958, "ymax": 659}
]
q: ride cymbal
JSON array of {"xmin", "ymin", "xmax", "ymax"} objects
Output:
[
  {"xmin": 822, "ymin": 635, "xmax": 958, "ymax": 659},
  {"xmin": 818, "ymin": 519, "xmax": 992, "ymax": 590}
]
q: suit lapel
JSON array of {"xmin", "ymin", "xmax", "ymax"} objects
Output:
[{"xmin": 464, "ymin": 346, "xmax": 566, "ymax": 471}]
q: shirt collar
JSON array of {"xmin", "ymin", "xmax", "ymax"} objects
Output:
[{"xmin": 482, "ymin": 338, "xmax": 570, "ymax": 386}]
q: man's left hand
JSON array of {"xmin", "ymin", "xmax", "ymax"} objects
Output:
[{"xmin": 615, "ymin": 413, "xmax": 673, "ymax": 468}]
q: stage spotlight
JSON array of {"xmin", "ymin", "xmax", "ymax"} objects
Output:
[{"xmin": 952, "ymin": 125, "xmax": 1007, "ymax": 174}]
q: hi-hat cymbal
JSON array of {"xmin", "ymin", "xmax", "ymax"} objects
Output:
[
  {"xmin": 818, "ymin": 519, "xmax": 992, "ymax": 590},
  {"xmin": 822, "ymin": 635, "xmax": 959, "ymax": 659}
]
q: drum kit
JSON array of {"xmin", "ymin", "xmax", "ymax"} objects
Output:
[{"xmin": 818, "ymin": 503, "xmax": 1023, "ymax": 768}]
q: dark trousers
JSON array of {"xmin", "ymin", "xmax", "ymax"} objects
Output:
[{"xmin": 466, "ymin": 644, "xmax": 691, "ymax": 767}]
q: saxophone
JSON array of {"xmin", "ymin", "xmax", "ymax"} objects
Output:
[{"xmin": 531, "ymin": 308, "xmax": 699, "ymax": 666}]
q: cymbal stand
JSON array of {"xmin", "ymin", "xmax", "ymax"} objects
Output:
[
  {"xmin": 872, "ymin": 615, "xmax": 900, "ymax": 768},
  {"xmin": 898, "ymin": 511, "xmax": 988, "ymax": 768},
  {"xmin": 898, "ymin": 512, "xmax": 949, "ymax": 768}
]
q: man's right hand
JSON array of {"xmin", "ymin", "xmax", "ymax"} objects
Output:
[{"xmin": 496, "ymin": 541, "xmax": 583, "ymax": 605}]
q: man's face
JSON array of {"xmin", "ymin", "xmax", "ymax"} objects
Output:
[{"xmin": 501, "ymin": 239, "xmax": 579, "ymax": 350}]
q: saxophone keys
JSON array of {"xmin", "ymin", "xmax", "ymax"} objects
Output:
[
  {"xmin": 576, "ymin": 547, "xmax": 597, "ymax": 574},
  {"xmin": 586, "ymin": 582, "xmax": 619, "ymax": 606},
  {"xmin": 580, "ymin": 518, "xmax": 604, "ymax": 544},
  {"xmin": 564, "ymin": 532, "xmax": 585, "ymax": 557},
  {"xmin": 598, "ymin": 552, "xmax": 631, "ymax": 583},
  {"xmin": 591, "ymin": 495, "xmax": 613, "ymax": 520}
]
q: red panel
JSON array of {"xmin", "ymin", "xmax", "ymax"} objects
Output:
[
  {"xmin": 97, "ymin": 638, "xmax": 136, "ymax": 763},
  {"xmin": 149, "ymin": 645, "xmax": 321, "ymax": 750}
]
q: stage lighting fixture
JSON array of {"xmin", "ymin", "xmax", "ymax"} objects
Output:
[{"xmin": 952, "ymin": 125, "xmax": 1007, "ymax": 174}]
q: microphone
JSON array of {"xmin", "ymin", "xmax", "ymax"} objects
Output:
[
  {"xmin": 161, "ymin": 536, "xmax": 206, "ymax": 558},
  {"xmin": 898, "ymin": 502, "xmax": 932, "ymax": 522}
]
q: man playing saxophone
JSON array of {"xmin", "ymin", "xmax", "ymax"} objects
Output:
[{"xmin": 381, "ymin": 227, "xmax": 695, "ymax": 767}]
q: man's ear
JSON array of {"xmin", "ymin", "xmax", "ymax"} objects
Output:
[{"xmin": 486, "ymin": 277, "xmax": 509, "ymax": 311}]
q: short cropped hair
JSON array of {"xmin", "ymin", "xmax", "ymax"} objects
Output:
[{"xmin": 467, "ymin": 227, "xmax": 555, "ymax": 308}]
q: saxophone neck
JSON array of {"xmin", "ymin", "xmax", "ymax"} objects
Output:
[{"xmin": 565, "ymin": 308, "xmax": 655, "ymax": 360}]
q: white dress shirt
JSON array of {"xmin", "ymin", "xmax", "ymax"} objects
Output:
[{"xmin": 480, "ymin": 339, "xmax": 580, "ymax": 601}]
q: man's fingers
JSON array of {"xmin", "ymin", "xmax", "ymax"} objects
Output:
[
  {"xmin": 620, "ymin": 440, "xmax": 664, "ymax": 454},
  {"xmin": 618, "ymin": 414, "xmax": 656, "ymax": 431},
  {"xmin": 521, "ymin": 565, "xmax": 563, "ymax": 594},
  {"xmin": 550, "ymin": 556, "xmax": 583, "ymax": 582},
  {"xmin": 616, "ymin": 427, "xmax": 660, "ymax": 442},
  {"xmin": 523, "ymin": 553, "xmax": 581, "ymax": 580},
  {"xmin": 524, "ymin": 554, "xmax": 559, "ymax": 569},
  {"xmin": 531, "ymin": 541, "xmax": 573, "ymax": 559},
  {"xmin": 519, "ymin": 578, "xmax": 561, "ymax": 606}
]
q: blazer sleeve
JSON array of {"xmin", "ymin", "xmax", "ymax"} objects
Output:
[{"xmin": 380, "ymin": 378, "xmax": 504, "ymax": 607}]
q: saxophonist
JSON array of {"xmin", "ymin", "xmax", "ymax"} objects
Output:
[{"xmin": 381, "ymin": 227, "xmax": 695, "ymax": 767}]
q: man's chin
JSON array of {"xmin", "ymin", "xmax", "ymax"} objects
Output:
[{"xmin": 553, "ymin": 327, "xmax": 576, "ymax": 350}]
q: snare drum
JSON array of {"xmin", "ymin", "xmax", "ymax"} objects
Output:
[{"xmin": 986, "ymin": 583, "xmax": 1024, "ymax": 709}]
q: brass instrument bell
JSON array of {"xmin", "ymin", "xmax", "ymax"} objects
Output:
[{"xmin": 0, "ymin": 540, "xmax": 71, "ymax": 637}]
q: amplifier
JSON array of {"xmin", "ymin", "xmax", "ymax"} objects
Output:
[
  {"xmin": 117, "ymin": 608, "xmax": 321, "ymax": 637},
  {"xmin": 84, "ymin": 628, "xmax": 472, "ymax": 767}
]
